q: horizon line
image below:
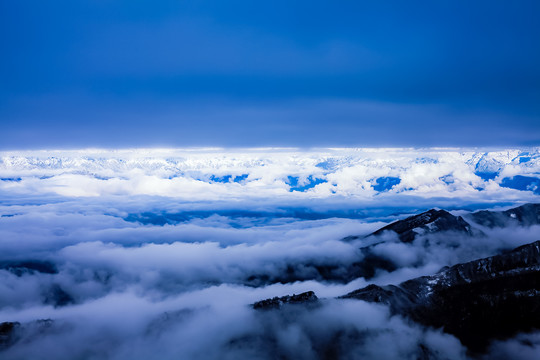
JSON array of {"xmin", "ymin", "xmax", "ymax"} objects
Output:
[{"xmin": 1, "ymin": 146, "xmax": 539, "ymax": 154}]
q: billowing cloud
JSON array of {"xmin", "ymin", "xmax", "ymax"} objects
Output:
[
  {"xmin": 1, "ymin": 148, "xmax": 539, "ymax": 359},
  {"xmin": 1, "ymin": 148, "xmax": 539, "ymax": 204}
]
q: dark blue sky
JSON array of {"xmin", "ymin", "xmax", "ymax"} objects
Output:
[{"xmin": 1, "ymin": 1, "xmax": 539, "ymax": 148}]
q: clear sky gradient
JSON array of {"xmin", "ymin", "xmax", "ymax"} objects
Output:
[{"xmin": 1, "ymin": 1, "xmax": 539, "ymax": 148}]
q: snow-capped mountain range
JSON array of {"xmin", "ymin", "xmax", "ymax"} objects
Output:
[{"xmin": 0, "ymin": 148, "xmax": 539, "ymax": 202}]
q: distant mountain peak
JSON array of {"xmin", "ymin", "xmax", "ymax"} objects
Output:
[{"xmin": 370, "ymin": 208, "xmax": 473, "ymax": 242}]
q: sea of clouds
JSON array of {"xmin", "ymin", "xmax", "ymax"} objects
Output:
[
  {"xmin": 0, "ymin": 148, "xmax": 539, "ymax": 359},
  {"xmin": 1, "ymin": 147, "xmax": 539, "ymax": 201}
]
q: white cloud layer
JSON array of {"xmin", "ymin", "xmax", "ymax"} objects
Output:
[
  {"xmin": 1, "ymin": 148, "xmax": 539, "ymax": 359},
  {"xmin": 1, "ymin": 148, "xmax": 539, "ymax": 204}
]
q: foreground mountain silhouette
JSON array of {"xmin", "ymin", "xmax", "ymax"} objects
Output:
[
  {"xmin": 342, "ymin": 240, "xmax": 540, "ymax": 352},
  {"xmin": 253, "ymin": 240, "xmax": 540, "ymax": 354}
]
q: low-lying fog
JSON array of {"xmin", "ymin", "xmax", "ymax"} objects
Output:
[{"xmin": 1, "ymin": 148, "xmax": 539, "ymax": 359}]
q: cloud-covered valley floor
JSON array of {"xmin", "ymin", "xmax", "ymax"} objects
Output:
[{"xmin": 1, "ymin": 148, "xmax": 539, "ymax": 359}]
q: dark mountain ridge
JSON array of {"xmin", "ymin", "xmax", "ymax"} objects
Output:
[
  {"xmin": 245, "ymin": 204, "xmax": 540, "ymax": 285},
  {"xmin": 369, "ymin": 208, "xmax": 474, "ymax": 243},
  {"xmin": 363, "ymin": 203, "xmax": 540, "ymax": 244},
  {"xmin": 342, "ymin": 240, "xmax": 540, "ymax": 352},
  {"xmin": 469, "ymin": 203, "xmax": 540, "ymax": 228},
  {"xmin": 254, "ymin": 240, "xmax": 540, "ymax": 354}
]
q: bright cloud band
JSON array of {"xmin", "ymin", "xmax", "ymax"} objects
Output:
[{"xmin": 1, "ymin": 148, "xmax": 538, "ymax": 202}]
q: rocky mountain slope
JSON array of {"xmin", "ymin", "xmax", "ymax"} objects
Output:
[
  {"xmin": 253, "ymin": 240, "xmax": 540, "ymax": 354},
  {"xmin": 369, "ymin": 209, "xmax": 474, "ymax": 243},
  {"xmin": 469, "ymin": 203, "xmax": 540, "ymax": 228},
  {"xmin": 343, "ymin": 240, "xmax": 540, "ymax": 352}
]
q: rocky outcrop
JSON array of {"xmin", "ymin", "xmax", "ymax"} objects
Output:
[{"xmin": 253, "ymin": 291, "xmax": 318, "ymax": 310}]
